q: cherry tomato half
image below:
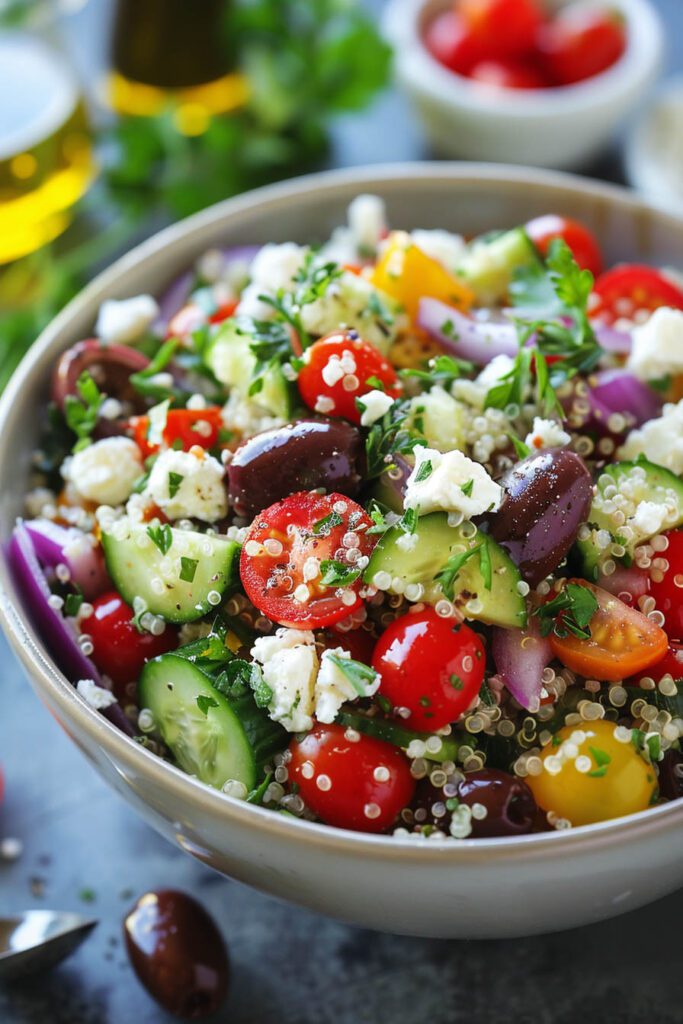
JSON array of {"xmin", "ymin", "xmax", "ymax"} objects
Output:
[
  {"xmin": 130, "ymin": 407, "xmax": 224, "ymax": 459},
  {"xmin": 526, "ymin": 214, "xmax": 602, "ymax": 277},
  {"xmin": 84, "ymin": 591, "xmax": 178, "ymax": 699},
  {"xmin": 536, "ymin": 8, "xmax": 626, "ymax": 87},
  {"xmin": 549, "ymin": 580, "xmax": 668, "ymax": 682},
  {"xmin": 372, "ymin": 608, "xmax": 485, "ymax": 730},
  {"xmin": 423, "ymin": 11, "xmax": 484, "ymax": 75},
  {"xmin": 469, "ymin": 58, "xmax": 548, "ymax": 90},
  {"xmin": 288, "ymin": 723, "xmax": 415, "ymax": 833},
  {"xmin": 590, "ymin": 265, "xmax": 683, "ymax": 327},
  {"xmin": 297, "ymin": 331, "xmax": 400, "ymax": 424},
  {"xmin": 649, "ymin": 530, "xmax": 683, "ymax": 641},
  {"xmin": 240, "ymin": 491, "xmax": 376, "ymax": 629},
  {"xmin": 459, "ymin": 0, "xmax": 544, "ymax": 59}
]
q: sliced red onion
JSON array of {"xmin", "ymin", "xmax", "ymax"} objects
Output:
[
  {"xmin": 7, "ymin": 524, "xmax": 136, "ymax": 736},
  {"xmin": 594, "ymin": 324, "xmax": 632, "ymax": 354},
  {"xmin": 417, "ymin": 299, "xmax": 519, "ymax": 364},
  {"xmin": 157, "ymin": 245, "xmax": 260, "ymax": 326},
  {"xmin": 491, "ymin": 619, "xmax": 553, "ymax": 713},
  {"xmin": 23, "ymin": 519, "xmax": 109, "ymax": 600},
  {"xmin": 587, "ymin": 369, "xmax": 662, "ymax": 431}
]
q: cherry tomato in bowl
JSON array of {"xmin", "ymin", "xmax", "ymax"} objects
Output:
[
  {"xmin": 372, "ymin": 608, "xmax": 485, "ymax": 731},
  {"xmin": 628, "ymin": 641, "xmax": 683, "ymax": 688},
  {"xmin": 297, "ymin": 331, "xmax": 401, "ymax": 424},
  {"xmin": 83, "ymin": 591, "xmax": 178, "ymax": 700},
  {"xmin": 526, "ymin": 214, "xmax": 602, "ymax": 277},
  {"xmin": 459, "ymin": 0, "xmax": 544, "ymax": 60},
  {"xmin": 288, "ymin": 723, "xmax": 415, "ymax": 833},
  {"xmin": 649, "ymin": 530, "xmax": 683, "ymax": 641},
  {"xmin": 590, "ymin": 265, "xmax": 683, "ymax": 326},
  {"xmin": 423, "ymin": 11, "xmax": 484, "ymax": 75},
  {"xmin": 469, "ymin": 58, "xmax": 548, "ymax": 90},
  {"xmin": 130, "ymin": 407, "xmax": 224, "ymax": 459},
  {"xmin": 536, "ymin": 8, "xmax": 627, "ymax": 87},
  {"xmin": 240, "ymin": 491, "xmax": 376, "ymax": 629}
]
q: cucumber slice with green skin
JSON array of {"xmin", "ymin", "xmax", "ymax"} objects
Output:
[
  {"xmin": 206, "ymin": 320, "xmax": 294, "ymax": 419},
  {"xmin": 364, "ymin": 512, "xmax": 527, "ymax": 629},
  {"xmin": 335, "ymin": 709, "xmax": 469, "ymax": 763},
  {"xmin": 576, "ymin": 458, "xmax": 683, "ymax": 580},
  {"xmin": 139, "ymin": 654, "xmax": 283, "ymax": 790},
  {"xmin": 102, "ymin": 519, "xmax": 239, "ymax": 624},
  {"xmin": 456, "ymin": 228, "xmax": 540, "ymax": 306}
]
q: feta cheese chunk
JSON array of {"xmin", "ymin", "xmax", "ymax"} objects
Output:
[
  {"xmin": 524, "ymin": 417, "xmax": 571, "ymax": 451},
  {"xmin": 410, "ymin": 229, "xmax": 466, "ymax": 272},
  {"xmin": 64, "ymin": 437, "xmax": 143, "ymax": 506},
  {"xmin": 314, "ymin": 647, "xmax": 380, "ymax": 724},
  {"xmin": 236, "ymin": 242, "xmax": 306, "ymax": 320},
  {"xmin": 300, "ymin": 271, "xmax": 406, "ymax": 355},
  {"xmin": 404, "ymin": 445, "xmax": 502, "ymax": 518},
  {"xmin": 96, "ymin": 294, "xmax": 159, "ymax": 345},
  {"xmin": 348, "ymin": 193, "xmax": 386, "ymax": 255},
  {"xmin": 620, "ymin": 400, "xmax": 683, "ymax": 475},
  {"xmin": 358, "ymin": 389, "xmax": 394, "ymax": 427},
  {"xmin": 453, "ymin": 354, "xmax": 515, "ymax": 409},
  {"xmin": 251, "ymin": 628, "xmax": 319, "ymax": 733},
  {"xmin": 77, "ymin": 678, "xmax": 117, "ymax": 710},
  {"xmin": 144, "ymin": 448, "xmax": 227, "ymax": 523},
  {"xmin": 221, "ymin": 391, "xmax": 284, "ymax": 437},
  {"xmin": 626, "ymin": 307, "xmax": 683, "ymax": 381}
]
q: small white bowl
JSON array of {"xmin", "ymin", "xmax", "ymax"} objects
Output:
[
  {"xmin": 383, "ymin": 0, "xmax": 663, "ymax": 169},
  {"xmin": 625, "ymin": 74, "xmax": 683, "ymax": 215}
]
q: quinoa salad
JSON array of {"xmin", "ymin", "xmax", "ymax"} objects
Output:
[{"xmin": 10, "ymin": 197, "xmax": 683, "ymax": 840}]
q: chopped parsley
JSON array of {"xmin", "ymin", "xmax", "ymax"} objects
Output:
[
  {"xmin": 168, "ymin": 471, "xmax": 184, "ymax": 499},
  {"xmin": 415, "ymin": 460, "xmax": 433, "ymax": 483},
  {"xmin": 460, "ymin": 478, "xmax": 474, "ymax": 497},
  {"xmin": 434, "ymin": 545, "xmax": 482, "ymax": 601},
  {"xmin": 319, "ymin": 559, "xmax": 361, "ymax": 587},
  {"xmin": 129, "ymin": 338, "xmax": 180, "ymax": 401},
  {"xmin": 399, "ymin": 353, "xmax": 474, "ymax": 389},
  {"xmin": 196, "ymin": 695, "xmax": 219, "ymax": 716},
  {"xmin": 364, "ymin": 399, "xmax": 420, "ymax": 478},
  {"xmin": 259, "ymin": 249, "xmax": 342, "ymax": 348},
  {"xmin": 312, "ymin": 510, "xmax": 343, "ymax": 535},
  {"xmin": 533, "ymin": 582, "xmax": 599, "ymax": 640},
  {"xmin": 147, "ymin": 523, "xmax": 172, "ymax": 555},
  {"xmin": 508, "ymin": 434, "xmax": 531, "ymax": 460},
  {"xmin": 478, "ymin": 537, "xmax": 492, "ymax": 591},
  {"xmin": 64, "ymin": 371, "xmax": 104, "ymax": 452},
  {"xmin": 63, "ymin": 588, "xmax": 84, "ymax": 618},
  {"xmin": 325, "ymin": 653, "xmax": 378, "ymax": 697},
  {"xmin": 365, "ymin": 375, "xmax": 386, "ymax": 391},
  {"xmin": 179, "ymin": 556, "xmax": 198, "ymax": 583},
  {"xmin": 397, "ymin": 506, "xmax": 418, "ymax": 535}
]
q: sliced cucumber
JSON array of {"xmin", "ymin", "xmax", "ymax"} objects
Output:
[
  {"xmin": 406, "ymin": 386, "xmax": 467, "ymax": 453},
  {"xmin": 139, "ymin": 654, "xmax": 283, "ymax": 790},
  {"xmin": 335, "ymin": 709, "xmax": 468, "ymax": 763},
  {"xmin": 455, "ymin": 228, "xmax": 540, "ymax": 306},
  {"xmin": 577, "ymin": 458, "xmax": 683, "ymax": 580},
  {"xmin": 364, "ymin": 512, "xmax": 527, "ymax": 629},
  {"xmin": 206, "ymin": 319, "xmax": 294, "ymax": 419},
  {"xmin": 102, "ymin": 518, "xmax": 239, "ymax": 623}
]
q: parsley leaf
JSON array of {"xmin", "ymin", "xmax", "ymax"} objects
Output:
[
  {"xmin": 434, "ymin": 545, "xmax": 481, "ymax": 601},
  {"xmin": 484, "ymin": 346, "xmax": 532, "ymax": 412},
  {"xmin": 63, "ymin": 587, "xmax": 84, "ymax": 618},
  {"xmin": 533, "ymin": 582, "xmax": 599, "ymax": 640},
  {"xmin": 365, "ymin": 399, "xmax": 421, "ymax": 478},
  {"xmin": 325, "ymin": 653, "xmax": 378, "ymax": 697},
  {"xmin": 259, "ymin": 250, "xmax": 342, "ymax": 348},
  {"xmin": 397, "ymin": 506, "xmax": 418, "ymax": 535},
  {"xmin": 415, "ymin": 460, "xmax": 433, "ymax": 482},
  {"xmin": 168, "ymin": 471, "xmax": 184, "ymax": 499},
  {"xmin": 399, "ymin": 353, "xmax": 474, "ymax": 389},
  {"xmin": 179, "ymin": 556, "xmax": 198, "ymax": 583},
  {"xmin": 461, "ymin": 478, "xmax": 474, "ymax": 497},
  {"xmin": 319, "ymin": 559, "xmax": 361, "ymax": 587},
  {"xmin": 479, "ymin": 537, "xmax": 492, "ymax": 591},
  {"xmin": 64, "ymin": 371, "xmax": 104, "ymax": 451},
  {"xmin": 196, "ymin": 695, "xmax": 219, "ymax": 716},
  {"xmin": 129, "ymin": 338, "xmax": 181, "ymax": 401},
  {"xmin": 147, "ymin": 523, "xmax": 173, "ymax": 555},
  {"xmin": 312, "ymin": 510, "xmax": 343, "ymax": 536}
]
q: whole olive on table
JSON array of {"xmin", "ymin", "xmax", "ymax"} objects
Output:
[
  {"xmin": 490, "ymin": 448, "xmax": 593, "ymax": 586},
  {"xmin": 227, "ymin": 418, "xmax": 363, "ymax": 518},
  {"xmin": 123, "ymin": 889, "xmax": 229, "ymax": 1018}
]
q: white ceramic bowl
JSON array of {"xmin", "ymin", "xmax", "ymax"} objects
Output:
[
  {"xmin": 1, "ymin": 164, "xmax": 682, "ymax": 939},
  {"xmin": 383, "ymin": 0, "xmax": 663, "ymax": 169}
]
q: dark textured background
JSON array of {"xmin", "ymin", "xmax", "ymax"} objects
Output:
[{"xmin": 1, "ymin": 2, "xmax": 682, "ymax": 1021}]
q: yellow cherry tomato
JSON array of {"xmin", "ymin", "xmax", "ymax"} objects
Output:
[
  {"xmin": 370, "ymin": 231, "xmax": 474, "ymax": 322},
  {"xmin": 527, "ymin": 720, "xmax": 657, "ymax": 827}
]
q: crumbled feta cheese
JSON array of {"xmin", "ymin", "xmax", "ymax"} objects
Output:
[
  {"xmin": 404, "ymin": 445, "xmax": 502, "ymax": 518},
  {"xmin": 626, "ymin": 307, "xmax": 683, "ymax": 381},
  {"xmin": 64, "ymin": 437, "xmax": 143, "ymax": 506},
  {"xmin": 347, "ymin": 193, "xmax": 386, "ymax": 255},
  {"xmin": 99, "ymin": 397, "xmax": 123, "ymax": 421},
  {"xmin": 221, "ymin": 391, "xmax": 284, "ymax": 437},
  {"xmin": 524, "ymin": 416, "xmax": 571, "ymax": 451},
  {"xmin": 144, "ymin": 448, "xmax": 227, "ymax": 522},
  {"xmin": 251, "ymin": 628, "xmax": 318, "ymax": 733},
  {"xmin": 236, "ymin": 242, "xmax": 306, "ymax": 320},
  {"xmin": 396, "ymin": 532, "xmax": 419, "ymax": 552},
  {"xmin": 77, "ymin": 678, "xmax": 118, "ymax": 710},
  {"xmin": 411, "ymin": 229, "xmax": 466, "ymax": 272},
  {"xmin": 629, "ymin": 500, "xmax": 669, "ymax": 539},
  {"xmin": 313, "ymin": 647, "xmax": 380, "ymax": 724},
  {"xmin": 359, "ymin": 389, "xmax": 394, "ymax": 426},
  {"xmin": 619, "ymin": 400, "xmax": 683, "ymax": 475},
  {"xmin": 300, "ymin": 271, "xmax": 406, "ymax": 355},
  {"xmin": 96, "ymin": 294, "xmax": 159, "ymax": 345},
  {"xmin": 453, "ymin": 354, "xmax": 516, "ymax": 408}
]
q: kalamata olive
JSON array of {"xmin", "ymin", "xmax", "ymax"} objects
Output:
[
  {"xmin": 227, "ymin": 418, "xmax": 363, "ymax": 518},
  {"xmin": 52, "ymin": 339, "xmax": 149, "ymax": 413},
  {"xmin": 490, "ymin": 448, "xmax": 593, "ymax": 586},
  {"xmin": 124, "ymin": 889, "xmax": 229, "ymax": 1019},
  {"xmin": 457, "ymin": 768, "xmax": 537, "ymax": 837},
  {"xmin": 658, "ymin": 750, "xmax": 683, "ymax": 801}
]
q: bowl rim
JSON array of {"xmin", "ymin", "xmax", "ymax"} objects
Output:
[
  {"xmin": 383, "ymin": 0, "xmax": 663, "ymax": 117},
  {"xmin": 1, "ymin": 160, "xmax": 682, "ymax": 860}
]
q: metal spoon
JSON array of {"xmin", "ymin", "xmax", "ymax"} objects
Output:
[{"xmin": 0, "ymin": 911, "xmax": 97, "ymax": 980}]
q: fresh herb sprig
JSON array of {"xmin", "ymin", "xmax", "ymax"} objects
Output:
[
  {"xmin": 434, "ymin": 540, "xmax": 493, "ymax": 601},
  {"xmin": 64, "ymin": 371, "xmax": 104, "ymax": 452},
  {"xmin": 533, "ymin": 582, "xmax": 599, "ymax": 640},
  {"xmin": 259, "ymin": 250, "xmax": 342, "ymax": 349},
  {"xmin": 365, "ymin": 400, "xmax": 421, "ymax": 478}
]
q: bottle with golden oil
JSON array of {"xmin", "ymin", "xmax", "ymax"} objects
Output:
[
  {"xmin": 0, "ymin": 27, "xmax": 93, "ymax": 265},
  {"xmin": 108, "ymin": 0, "xmax": 249, "ymax": 135}
]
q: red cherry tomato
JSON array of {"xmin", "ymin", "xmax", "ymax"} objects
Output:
[
  {"xmin": 590, "ymin": 265, "xmax": 683, "ymax": 327},
  {"xmin": 526, "ymin": 214, "xmax": 602, "ymax": 277},
  {"xmin": 84, "ymin": 591, "xmax": 178, "ymax": 699},
  {"xmin": 423, "ymin": 11, "xmax": 484, "ymax": 75},
  {"xmin": 288, "ymin": 723, "xmax": 415, "ymax": 833},
  {"xmin": 469, "ymin": 58, "xmax": 547, "ymax": 90},
  {"xmin": 319, "ymin": 626, "xmax": 376, "ymax": 664},
  {"xmin": 371, "ymin": 608, "xmax": 486, "ymax": 731},
  {"xmin": 536, "ymin": 8, "xmax": 626, "ymax": 86},
  {"xmin": 459, "ymin": 0, "xmax": 544, "ymax": 59},
  {"xmin": 297, "ymin": 331, "xmax": 401, "ymax": 425},
  {"xmin": 649, "ymin": 530, "xmax": 683, "ymax": 641},
  {"xmin": 240, "ymin": 491, "xmax": 376, "ymax": 629},
  {"xmin": 130, "ymin": 407, "xmax": 224, "ymax": 459}
]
